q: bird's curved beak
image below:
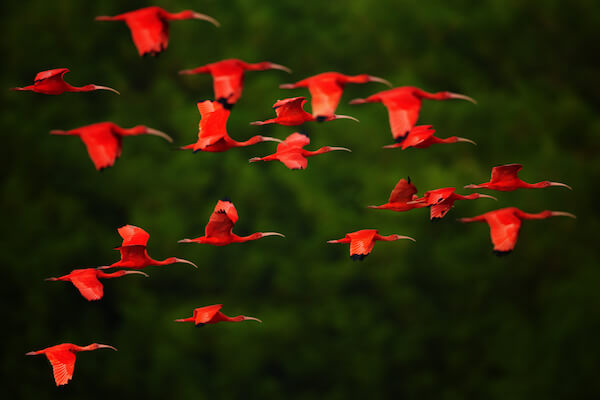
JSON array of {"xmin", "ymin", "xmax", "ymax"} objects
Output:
[
  {"xmin": 478, "ymin": 194, "xmax": 497, "ymax": 200},
  {"xmin": 268, "ymin": 63, "xmax": 292, "ymax": 73},
  {"xmin": 49, "ymin": 130, "xmax": 70, "ymax": 135},
  {"xmin": 349, "ymin": 98, "xmax": 367, "ymax": 105},
  {"xmin": 249, "ymin": 157, "xmax": 263, "ymax": 163},
  {"xmin": 145, "ymin": 128, "xmax": 173, "ymax": 143},
  {"xmin": 93, "ymin": 85, "xmax": 120, "ymax": 95},
  {"xmin": 192, "ymin": 12, "xmax": 220, "ymax": 27},
  {"xmin": 25, "ymin": 351, "xmax": 38, "ymax": 356},
  {"xmin": 95, "ymin": 16, "xmax": 114, "ymax": 21},
  {"xmin": 175, "ymin": 258, "xmax": 198, "ymax": 268},
  {"xmin": 124, "ymin": 270, "xmax": 150, "ymax": 277},
  {"xmin": 179, "ymin": 69, "xmax": 195, "ymax": 75},
  {"xmin": 329, "ymin": 147, "xmax": 352, "ymax": 152},
  {"xmin": 463, "ymin": 184, "xmax": 480, "ymax": 189},
  {"xmin": 279, "ymin": 83, "xmax": 297, "ymax": 89},
  {"xmin": 97, "ymin": 344, "xmax": 118, "ymax": 351},
  {"xmin": 262, "ymin": 232, "xmax": 285, "ymax": 238},
  {"xmin": 44, "ymin": 277, "xmax": 58, "ymax": 281},
  {"xmin": 406, "ymin": 200, "xmax": 424, "ymax": 205},
  {"xmin": 550, "ymin": 211, "xmax": 576, "ymax": 219},
  {"xmin": 368, "ymin": 76, "xmax": 392, "ymax": 87},
  {"xmin": 549, "ymin": 182, "xmax": 572, "ymax": 190},
  {"xmin": 243, "ymin": 316, "xmax": 263, "ymax": 323},
  {"xmin": 261, "ymin": 136, "xmax": 283, "ymax": 143},
  {"xmin": 448, "ymin": 92, "xmax": 477, "ymax": 104},
  {"xmin": 178, "ymin": 239, "xmax": 193, "ymax": 244},
  {"xmin": 457, "ymin": 137, "xmax": 477, "ymax": 145},
  {"xmin": 397, "ymin": 235, "xmax": 416, "ymax": 242},
  {"xmin": 382, "ymin": 143, "xmax": 401, "ymax": 149},
  {"xmin": 334, "ymin": 114, "xmax": 359, "ymax": 122},
  {"xmin": 96, "ymin": 265, "xmax": 113, "ymax": 270}
]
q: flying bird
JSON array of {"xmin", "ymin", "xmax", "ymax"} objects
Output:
[
  {"xmin": 367, "ymin": 177, "xmax": 425, "ymax": 212},
  {"xmin": 180, "ymin": 100, "xmax": 282, "ymax": 152},
  {"xmin": 350, "ymin": 86, "xmax": 476, "ymax": 142},
  {"xmin": 382, "ymin": 125, "xmax": 476, "ymax": 149},
  {"xmin": 178, "ymin": 199, "xmax": 285, "ymax": 246},
  {"xmin": 179, "ymin": 58, "xmax": 291, "ymax": 107},
  {"xmin": 250, "ymin": 97, "xmax": 359, "ymax": 126},
  {"xmin": 459, "ymin": 207, "xmax": 576, "ymax": 255},
  {"xmin": 96, "ymin": 6, "xmax": 219, "ymax": 56},
  {"xmin": 327, "ymin": 229, "xmax": 415, "ymax": 260},
  {"xmin": 50, "ymin": 122, "xmax": 172, "ymax": 170},
  {"xmin": 99, "ymin": 225, "xmax": 197, "ymax": 270},
  {"xmin": 464, "ymin": 164, "xmax": 572, "ymax": 191},
  {"xmin": 45, "ymin": 268, "xmax": 148, "ymax": 301},
  {"xmin": 279, "ymin": 72, "xmax": 391, "ymax": 119},
  {"xmin": 249, "ymin": 132, "xmax": 351, "ymax": 170},
  {"xmin": 175, "ymin": 304, "xmax": 262, "ymax": 326},
  {"xmin": 26, "ymin": 343, "xmax": 117, "ymax": 386},
  {"xmin": 408, "ymin": 187, "xmax": 497, "ymax": 220},
  {"xmin": 11, "ymin": 68, "xmax": 119, "ymax": 95}
]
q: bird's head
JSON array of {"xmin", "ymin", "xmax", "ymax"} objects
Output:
[
  {"xmin": 80, "ymin": 343, "xmax": 118, "ymax": 352},
  {"xmin": 348, "ymin": 74, "xmax": 392, "ymax": 87},
  {"xmin": 539, "ymin": 181, "xmax": 573, "ymax": 190}
]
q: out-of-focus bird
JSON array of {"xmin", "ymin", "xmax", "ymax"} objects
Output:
[
  {"xmin": 95, "ymin": 6, "xmax": 219, "ymax": 56},
  {"xmin": 26, "ymin": 343, "xmax": 117, "ymax": 386},
  {"xmin": 180, "ymin": 100, "xmax": 282, "ymax": 152},
  {"xmin": 367, "ymin": 177, "xmax": 424, "ymax": 212},
  {"xmin": 459, "ymin": 207, "xmax": 576, "ymax": 255},
  {"xmin": 279, "ymin": 72, "xmax": 391, "ymax": 119},
  {"xmin": 409, "ymin": 187, "xmax": 496, "ymax": 220},
  {"xmin": 250, "ymin": 97, "xmax": 359, "ymax": 126},
  {"xmin": 350, "ymin": 87, "xmax": 476, "ymax": 142},
  {"xmin": 249, "ymin": 132, "xmax": 351, "ymax": 170},
  {"xmin": 99, "ymin": 225, "xmax": 197, "ymax": 270},
  {"xmin": 464, "ymin": 164, "xmax": 572, "ymax": 191},
  {"xmin": 50, "ymin": 122, "xmax": 172, "ymax": 170},
  {"xmin": 382, "ymin": 125, "xmax": 476, "ymax": 150},
  {"xmin": 179, "ymin": 58, "xmax": 291, "ymax": 107},
  {"xmin": 178, "ymin": 199, "xmax": 285, "ymax": 246},
  {"xmin": 175, "ymin": 304, "xmax": 262, "ymax": 326},
  {"xmin": 11, "ymin": 68, "xmax": 119, "ymax": 95},
  {"xmin": 45, "ymin": 268, "xmax": 148, "ymax": 301},
  {"xmin": 327, "ymin": 229, "xmax": 415, "ymax": 260}
]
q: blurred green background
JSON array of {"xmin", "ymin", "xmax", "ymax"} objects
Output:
[{"xmin": 2, "ymin": 0, "xmax": 599, "ymax": 398}]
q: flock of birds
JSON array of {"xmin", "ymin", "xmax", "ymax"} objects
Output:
[{"xmin": 12, "ymin": 6, "xmax": 575, "ymax": 387}]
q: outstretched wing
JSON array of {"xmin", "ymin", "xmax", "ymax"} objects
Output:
[
  {"xmin": 487, "ymin": 212, "xmax": 522, "ymax": 253},
  {"xmin": 46, "ymin": 350, "xmax": 76, "ymax": 386},
  {"xmin": 308, "ymin": 80, "xmax": 344, "ymax": 117},
  {"xmin": 118, "ymin": 225, "xmax": 150, "ymax": 247},
  {"xmin": 193, "ymin": 304, "xmax": 223, "ymax": 324},
  {"xmin": 205, "ymin": 201, "xmax": 238, "ymax": 238},
  {"xmin": 125, "ymin": 13, "xmax": 169, "ymax": 56},
  {"xmin": 213, "ymin": 73, "xmax": 244, "ymax": 104},
  {"xmin": 490, "ymin": 164, "xmax": 523, "ymax": 184},
  {"xmin": 421, "ymin": 187, "xmax": 456, "ymax": 206},
  {"xmin": 195, "ymin": 101, "xmax": 229, "ymax": 149},
  {"xmin": 389, "ymin": 178, "xmax": 418, "ymax": 203},
  {"xmin": 69, "ymin": 271, "xmax": 104, "ymax": 301},
  {"xmin": 349, "ymin": 230, "xmax": 377, "ymax": 258},
  {"xmin": 276, "ymin": 133, "xmax": 310, "ymax": 152},
  {"xmin": 278, "ymin": 152, "xmax": 308, "ymax": 170},
  {"xmin": 273, "ymin": 97, "xmax": 306, "ymax": 118},
  {"xmin": 429, "ymin": 202, "xmax": 453, "ymax": 220},
  {"xmin": 116, "ymin": 245, "xmax": 149, "ymax": 268},
  {"xmin": 401, "ymin": 125, "xmax": 435, "ymax": 149},
  {"xmin": 34, "ymin": 68, "xmax": 69, "ymax": 82},
  {"xmin": 383, "ymin": 97, "xmax": 422, "ymax": 141},
  {"xmin": 80, "ymin": 130, "xmax": 122, "ymax": 170}
]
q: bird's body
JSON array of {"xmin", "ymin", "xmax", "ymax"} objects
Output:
[
  {"xmin": 368, "ymin": 177, "xmax": 424, "ymax": 212},
  {"xmin": 96, "ymin": 6, "xmax": 219, "ymax": 56},
  {"xmin": 12, "ymin": 68, "xmax": 119, "ymax": 95},
  {"xmin": 459, "ymin": 207, "xmax": 576, "ymax": 255},
  {"xmin": 464, "ymin": 164, "xmax": 572, "ymax": 191},
  {"xmin": 327, "ymin": 229, "xmax": 415, "ymax": 260},
  {"xmin": 175, "ymin": 304, "xmax": 262, "ymax": 326},
  {"xmin": 250, "ymin": 97, "xmax": 359, "ymax": 126},
  {"xmin": 382, "ymin": 125, "xmax": 476, "ymax": 149},
  {"xmin": 409, "ymin": 187, "xmax": 496, "ymax": 220}
]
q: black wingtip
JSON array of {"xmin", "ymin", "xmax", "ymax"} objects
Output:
[
  {"xmin": 431, "ymin": 217, "xmax": 442, "ymax": 222},
  {"xmin": 315, "ymin": 116, "xmax": 327, "ymax": 122},
  {"xmin": 220, "ymin": 197, "xmax": 232, "ymax": 203},
  {"xmin": 493, "ymin": 250, "xmax": 513, "ymax": 257},
  {"xmin": 350, "ymin": 254, "xmax": 367, "ymax": 261},
  {"xmin": 297, "ymin": 129, "xmax": 309, "ymax": 137},
  {"xmin": 394, "ymin": 133, "xmax": 409, "ymax": 143},
  {"xmin": 407, "ymin": 176, "xmax": 411, "ymax": 184},
  {"xmin": 195, "ymin": 323, "xmax": 205, "ymax": 328},
  {"xmin": 216, "ymin": 97, "xmax": 234, "ymax": 110}
]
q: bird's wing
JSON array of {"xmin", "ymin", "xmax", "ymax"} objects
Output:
[
  {"xmin": 34, "ymin": 68, "xmax": 69, "ymax": 82},
  {"xmin": 276, "ymin": 133, "xmax": 310, "ymax": 152},
  {"xmin": 193, "ymin": 304, "xmax": 223, "ymax": 324},
  {"xmin": 196, "ymin": 101, "xmax": 229, "ymax": 147},
  {"xmin": 79, "ymin": 130, "xmax": 122, "ymax": 170},
  {"xmin": 273, "ymin": 97, "xmax": 306, "ymax": 117},
  {"xmin": 308, "ymin": 80, "xmax": 344, "ymax": 117},
  {"xmin": 46, "ymin": 350, "xmax": 76, "ymax": 386},
  {"xmin": 205, "ymin": 203, "xmax": 237, "ymax": 238},
  {"xmin": 487, "ymin": 212, "xmax": 522, "ymax": 253},
  {"xmin": 278, "ymin": 151, "xmax": 309, "ymax": 170},
  {"xmin": 429, "ymin": 202, "xmax": 453, "ymax": 219},
  {"xmin": 125, "ymin": 13, "xmax": 169, "ymax": 56},
  {"xmin": 422, "ymin": 187, "xmax": 456, "ymax": 206},
  {"xmin": 118, "ymin": 225, "xmax": 150, "ymax": 247},
  {"xmin": 490, "ymin": 164, "xmax": 523, "ymax": 184},
  {"xmin": 213, "ymin": 73, "xmax": 244, "ymax": 103},
  {"xmin": 401, "ymin": 125, "xmax": 435, "ymax": 149},
  {"xmin": 117, "ymin": 245, "xmax": 149, "ymax": 267},
  {"xmin": 384, "ymin": 98, "xmax": 421, "ymax": 141},
  {"xmin": 349, "ymin": 231, "xmax": 377, "ymax": 257},
  {"xmin": 69, "ymin": 271, "xmax": 104, "ymax": 301},
  {"xmin": 389, "ymin": 178, "xmax": 418, "ymax": 203}
]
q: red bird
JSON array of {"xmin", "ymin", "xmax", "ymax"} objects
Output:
[
  {"xmin": 50, "ymin": 122, "xmax": 172, "ymax": 170},
  {"xmin": 382, "ymin": 125, "xmax": 476, "ymax": 150},
  {"xmin": 45, "ymin": 268, "xmax": 148, "ymax": 301},
  {"xmin": 279, "ymin": 72, "xmax": 391, "ymax": 119},
  {"xmin": 409, "ymin": 187, "xmax": 496, "ymax": 220},
  {"xmin": 178, "ymin": 199, "xmax": 285, "ymax": 246},
  {"xmin": 175, "ymin": 304, "xmax": 262, "ymax": 326},
  {"xmin": 367, "ymin": 177, "xmax": 425, "ymax": 212},
  {"xmin": 180, "ymin": 100, "xmax": 282, "ymax": 152},
  {"xmin": 464, "ymin": 163, "xmax": 572, "ymax": 191},
  {"xmin": 11, "ymin": 68, "xmax": 119, "ymax": 95},
  {"xmin": 250, "ymin": 97, "xmax": 359, "ymax": 126},
  {"xmin": 26, "ymin": 343, "xmax": 117, "ymax": 386},
  {"xmin": 350, "ymin": 86, "xmax": 476, "ymax": 142},
  {"xmin": 249, "ymin": 132, "xmax": 351, "ymax": 170},
  {"xmin": 99, "ymin": 225, "xmax": 197, "ymax": 270},
  {"xmin": 96, "ymin": 6, "xmax": 219, "ymax": 56},
  {"xmin": 179, "ymin": 58, "xmax": 291, "ymax": 107},
  {"xmin": 459, "ymin": 207, "xmax": 576, "ymax": 255},
  {"xmin": 327, "ymin": 229, "xmax": 415, "ymax": 261}
]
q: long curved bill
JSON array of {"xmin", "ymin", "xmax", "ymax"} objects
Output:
[
  {"xmin": 93, "ymin": 85, "xmax": 120, "ymax": 95},
  {"xmin": 49, "ymin": 129, "xmax": 70, "ymax": 135},
  {"xmin": 463, "ymin": 184, "xmax": 481, "ymax": 189},
  {"xmin": 368, "ymin": 76, "xmax": 392, "ymax": 87},
  {"xmin": 262, "ymin": 232, "xmax": 285, "ymax": 238},
  {"xmin": 175, "ymin": 258, "xmax": 198, "ymax": 268},
  {"xmin": 550, "ymin": 211, "xmax": 576, "ymax": 219},
  {"xmin": 329, "ymin": 147, "xmax": 352, "ymax": 152},
  {"xmin": 397, "ymin": 235, "xmax": 416, "ymax": 242},
  {"xmin": 406, "ymin": 199, "xmax": 425, "ymax": 205},
  {"xmin": 333, "ymin": 114, "xmax": 359, "ymax": 122},
  {"xmin": 97, "ymin": 344, "xmax": 118, "ymax": 351},
  {"xmin": 268, "ymin": 63, "xmax": 292, "ymax": 73},
  {"xmin": 349, "ymin": 98, "xmax": 367, "ymax": 105},
  {"xmin": 124, "ymin": 270, "xmax": 150, "ymax": 277},
  {"xmin": 192, "ymin": 12, "xmax": 220, "ymax": 27},
  {"xmin": 243, "ymin": 316, "xmax": 263, "ymax": 323},
  {"xmin": 382, "ymin": 143, "xmax": 401, "ymax": 149},
  {"xmin": 549, "ymin": 182, "xmax": 572, "ymax": 190},
  {"xmin": 456, "ymin": 137, "xmax": 477, "ymax": 145},
  {"xmin": 261, "ymin": 136, "xmax": 283, "ymax": 143},
  {"xmin": 448, "ymin": 92, "xmax": 477, "ymax": 104},
  {"xmin": 279, "ymin": 83, "xmax": 297, "ymax": 89},
  {"xmin": 478, "ymin": 194, "xmax": 497, "ymax": 200},
  {"xmin": 146, "ymin": 128, "xmax": 173, "ymax": 143}
]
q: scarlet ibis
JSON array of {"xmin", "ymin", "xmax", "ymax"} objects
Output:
[
  {"xmin": 11, "ymin": 68, "xmax": 119, "ymax": 95},
  {"xmin": 26, "ymin": 343, "xmax": 117, "ymax": 386},
  {"xmin": 327, "ymin": 229, "xmax": 415, "ymax": 260},
  {"xmin": 50, "ymin": 122, "xmax": 172, "ymax": 170},
  {"xmin": 249, "ymin": 132, "xmax": 351, "ymax": 170},
  {"xmin": 180, "ymin": 100, "xmax": 282, "ymax": 152},
  {"xmin": 178, "ymin": 199, "xmax": 285, "ymax": 246},
  {"xmin": 175, "ymin": 304, "xmax": 262, "ymax": 326},
  {"xmin": 350, "ymin": 86, "xmax": 476, "ymax": 142},
  {"xmin": 459, "ymin": 207, "xmax": 576, "ymax": 255},
  {"xmin": 382, "ymin": 125, "xmax": 476, "ymax": 150},
  {"xmin": 95, "ymin": 6, "xmax": 219, "ymax": 56},
  {"xmin": 179, "ymin": 58, "xmax": 291, "ymax": 107},
  {"xmin": 367, "ymin": 177, "xmax": 425, "ymax": 212},
  {"xmin": 45, "ymin": 268, "xmax": 148, "ymax": 301},
  {"xmin": 409, "ymin": 187, "xmax": 496, "ymax": 220},
  {"xmin": 250, "ymin": 97, "xmax": 359, "ymax": 126},
  {"xmin": 464, "ymin": 163, "xmax": 572, "ymax": 191},
  {"xmin": 99, "ymin": 225, "xmax": 197, "ymax": 270},
  {"xmin": 279, "ymin": 72, "xmax": 391, "ymax": 119}
]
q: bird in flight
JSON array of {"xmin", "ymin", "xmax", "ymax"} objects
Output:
[
  {"xmin": 180, "ymin": 100, "xmax": 282, "ymax": 152},
  {"xmin": 350, "ymin": 86, "xmax": 476, "ymax": 142},
  {"xmin": 327, "ymin": 229, "xmax": 415, "ymax": 260},
  {"xmin": 175, "ymin": 304, "xmax": 262, "ymax": 326},
  {"xmin": 367, "ymin": 177, "xmax": 425, "ymax": 212},
  {"xmin": 11, "ymin": 68, "xmax": 119, "ymax": 95},
  {"xmin": 96, "ymin": 6, "xmax": 219, "ymax": 56},
  {"xmin": 250, "ymin": 97, "xmax": 359, "ymax": 126},
  {"xmin": 408, "ymin": 187, "xmax": 497, "ymax": 220},
  {"xmin": 26, "ymin": 343, "xmax": 117, "ymax": 386},
  {"xmin": 459, "ymin": 207, "xmax": 576, "ymax": 255},
  {"xmin": 179, "ymin": 58, "xmax": 291, "ymax": 108},
  {"xmin": 382, "ymin": 125, "xmax": 476, "ymax": 150},
  {"xmin": 178, "ymin": 199, "xmax": 285, "ymax": 246},
  {"xmin": 279, "ymin": 72, "xmax": 391, "ymax": 119},
  {"xmin": 249, "ymin": 132, "xmax": 351, "ymax": 170},
  {"xmin": 464, "ymin": 164, "xmax": 572, "ymax": 191},
  {"xmin": 50, "ymin": 122, "xmax": 172, "ymax": 170}
]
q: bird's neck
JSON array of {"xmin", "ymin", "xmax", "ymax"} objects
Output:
[
  {"xmin": 232, "ymin": 233, "xmax": 262, "ymax": 243},
  {"xmin": 234, "ymin": 136, "xmax": 263, "ymax": 147}
]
